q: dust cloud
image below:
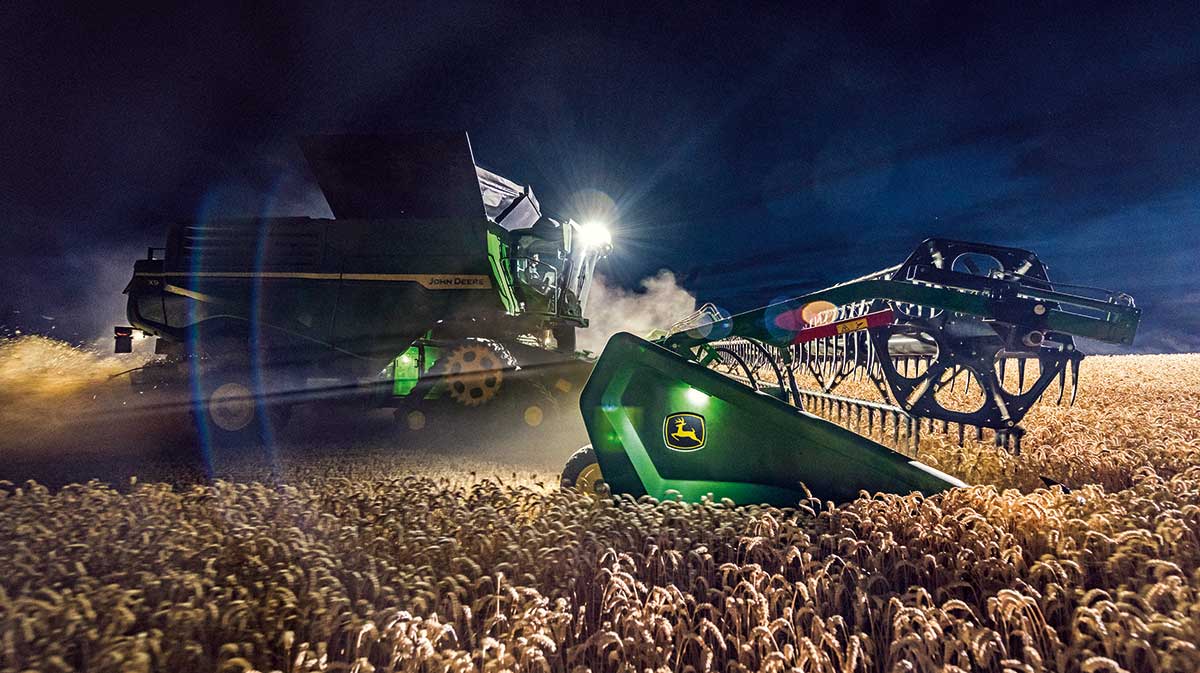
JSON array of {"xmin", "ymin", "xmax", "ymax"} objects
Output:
[
  {"xmin": 0, "ymin": 335, "xmax": 163, "ymax": 459},
  {"xmin": 578, "ymin": 270, "xmax": 697, "ymax": 354}
]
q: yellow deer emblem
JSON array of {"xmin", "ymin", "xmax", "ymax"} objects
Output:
[
  {"xmin": 670, "ymin": 418, "xmax": 700, "ymax": 443},
  {"xmin": 664, "ymin": 413, "xmax": 705, "ymax": 450}
]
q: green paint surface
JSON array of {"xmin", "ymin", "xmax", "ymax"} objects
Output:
[
  {"xmin": 486, "ymin": 229, "xmax": 519, "ymax": 314},
  {"xmin": 391, "ymin": 346, "xmax": 422, "ymax": 396},
  {"xmin": 581, "ymin": 333, "xmax": 966, "ymax": 506}
]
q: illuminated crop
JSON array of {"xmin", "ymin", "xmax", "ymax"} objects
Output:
[{"xmin": 1, "ymin": 347, "xmax": 1197, "ymax": 672}]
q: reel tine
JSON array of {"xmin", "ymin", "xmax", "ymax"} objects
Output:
[
  {"xmin": 999, "ymin": 357, "xmax": 1006, "ymax": 384},
  {"xmin": 1056, "ymin": 366, "xmax": 1067, "ymax": 405},
  {"xmin": 1069, "ymin": 357, "xmax": 1081, "ymax": 406},
  {"xmin": 868, "ymin": 336, "xmax": 874, "ymax": 376},
  {"xmin": 852, "ymin": 335, "xmax": 859, "ymax": 380},
  {"xmin": 816, "ymin": 339, "xmax": 822, "ymax": 379},
  {"xmin": 957, "ymin": 423, "xmax": 965, "ymax": 446},
  {"xmin": 824, "ymin": 337, "xmax": 832, "ymax": 381},
  {"xmin": 964, "ymin": 369, "xmax": 971, "ymax": 395},
  {"xmin": 1017, "ymin": 358, "xmax": 1027, "ymax": 392},
  {"xmin": 829, "ymin": 337, "xmax": 836, "ymax": 380}
]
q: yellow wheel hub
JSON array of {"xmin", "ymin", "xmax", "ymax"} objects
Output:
[
  {"xmin": 523, "ymin": 405, "xmax": 544, "ymax": 427},
  {"xmin": 209, "ymin": 382, "xmax": 255, "ymax": 431},
  {"xmin": 574, "ymin": 462, "xmax": 603, "ymax": 496},
  {"xmin": 444, "ymin": 343, "xmax": 504, "ymax": 406}
]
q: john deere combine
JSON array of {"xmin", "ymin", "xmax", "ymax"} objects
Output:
[
  {"xmin": 118, "ymin": 133, "xmax": 610, "ymax": 444},
  {"xmin": 564, "ymin": 239, "xmax": 1140, "ymax": 505}
]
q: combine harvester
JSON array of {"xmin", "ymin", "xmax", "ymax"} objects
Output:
[
  {"xmin": 563, "ymin": 239, "xmax": 1140, "ymax": 505},
  {"xmin": 117, "ymin": 133, "xmax": 611, "ymax": 447}
]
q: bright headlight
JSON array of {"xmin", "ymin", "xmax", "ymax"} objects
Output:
[{"xmin": 577, "ymin": 220, "xmax": 613, "ymax": 250}]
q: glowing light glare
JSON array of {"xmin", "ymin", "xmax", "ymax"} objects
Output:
[
  {"xmin": 577, "ymin": 220, "xmax": 613, "ymax": 249},
  {"xmin": 800, "ymin": 300, "xmax": 838, "ymax": 327},
  {"xmin": 685, "ymin": 387, "xmax": 709, "ymax": 405}
]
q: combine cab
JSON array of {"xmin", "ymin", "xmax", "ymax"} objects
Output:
[
  {"xmin": 565, "ymin": 239, "xmax": 1140, "ymax": 505},
  {"xmin": 119, "ymin": 133, "xmax": 610, "ymax": 445}
]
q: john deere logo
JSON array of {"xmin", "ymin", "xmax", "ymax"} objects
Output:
[{"xmin": 664, "ymin": 413, "xmax": 706, "ymax": 451}]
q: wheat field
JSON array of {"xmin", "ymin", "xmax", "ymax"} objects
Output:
[{"xmin": 1, "ymin": 351, "xmax": 1198, "ymax": 672}]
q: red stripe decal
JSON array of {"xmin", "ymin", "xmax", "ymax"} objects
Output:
[{"xmin": 791, "ymin": 308, "xmax": 895, "ymax": 345}]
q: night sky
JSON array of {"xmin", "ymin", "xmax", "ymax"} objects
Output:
[{"xmin": 2, "ymin": 2, "xmax": 1198, "ymax": 351}]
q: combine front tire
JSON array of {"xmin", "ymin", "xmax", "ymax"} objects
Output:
[
  {"xmin": 443, "ymin": 340, "xmax": 514, "ymax": 407},
  {"xmin": 560, "ymin": 444, "xmax": 604, "ymax": 496}
]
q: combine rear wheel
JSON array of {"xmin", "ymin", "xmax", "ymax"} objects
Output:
[
  {"xmin": 191, "ymin": 336, "xmax": 292, "ymax": 450},
  {"xmin": 394, "ymin": 407, "xmax": 429, "ymax": 431},
  {"xmin": 560, "ymin": 444, "xmax": 604, "ymax": 496}
]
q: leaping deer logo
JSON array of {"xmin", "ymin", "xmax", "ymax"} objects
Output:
[
  {"xmin": 664, "ymin": 413, "xmax": 705, "ymax": 450},
  {"xmin": 670, "ymin": 418, "xmax": 700, "ymax": 443}
]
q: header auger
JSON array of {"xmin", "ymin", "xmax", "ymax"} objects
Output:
[{"xmin": 565, "ymin": 239, "xmax": 1140, "ymax": 506}]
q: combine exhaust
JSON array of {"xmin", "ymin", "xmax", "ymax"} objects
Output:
[{"xmin": 565, "ymin": 239, "xmax": 1140, "ymax": 505}]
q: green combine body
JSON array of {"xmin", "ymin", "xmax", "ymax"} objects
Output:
[
  {"xmin": 567, "ymin": 239, "xmax": 1140, "ymax": 506},
  {"xmin": 119, "ymin": 133, "xmax": 608, "ymax": 445}
]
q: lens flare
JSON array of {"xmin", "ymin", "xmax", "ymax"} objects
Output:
[{"xmin": 576, "ymin": 220, "xmax": 613, "ymax": 250}]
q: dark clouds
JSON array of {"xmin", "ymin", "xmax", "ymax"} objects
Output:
[{"xmin": 1, "ymin": 2, "xmax": 1198, "ymax": 350}]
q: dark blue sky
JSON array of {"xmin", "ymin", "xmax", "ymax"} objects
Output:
[{"xmin": 2, "ymin": 2, "xmax": 1198, "ymax": 350}]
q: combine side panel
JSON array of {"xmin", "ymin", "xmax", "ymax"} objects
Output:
[{"xmin": 580, "ymin": 333, "xmax": 965, "ymax": 506}]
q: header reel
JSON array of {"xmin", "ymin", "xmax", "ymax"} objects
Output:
[
  {"xmin": 666, "ymin": 239, "xmax": 1140, "ymax": 454},
  {"xmin": 570, "ymin": 239, "xmax": 1139, "ymax": 505}
]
